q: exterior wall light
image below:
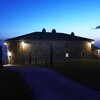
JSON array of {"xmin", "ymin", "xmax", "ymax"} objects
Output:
[
  {"xmin": 21, "ymin": 41, "xmax": 26, "ymax": 49},
  {"xmin": 8, "ymin": 51, "xmax": 12, "ymax": 57},
  {"xmin": 4, "ymin": 42, "xmax": 7, "ymax": 45},
  {"xmin": 91, "ymin": 41, "xmax": 94, "ymax": 44},
  {"xmin": 88, "ymin": 42, "xmax": 91, "ymax": 48},
  {"xmin": 21, "ymin": 41, "xmax": 27, "ymax": 64}
]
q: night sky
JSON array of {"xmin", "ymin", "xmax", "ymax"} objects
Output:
[{"xmin": 0, "ymin": 0, "xmax": 100, "ymax": 46}]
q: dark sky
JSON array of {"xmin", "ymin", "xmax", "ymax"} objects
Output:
[{"xmin": 0, "ymin": 0, "xmax": 100, "ymax": 47}]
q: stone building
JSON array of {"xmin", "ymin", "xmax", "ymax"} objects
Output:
[
  {"xmin": 91, "ymin": 45, "xmax": 100, "ymax": 58},
  {"xmin": 5, "ymin": 29, "xmax": 94, "ymax": 64}
]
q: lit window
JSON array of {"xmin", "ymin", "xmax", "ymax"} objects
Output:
[{"xmin": 65, "ymin": 53, "xmax": 69, "ymax": 57}]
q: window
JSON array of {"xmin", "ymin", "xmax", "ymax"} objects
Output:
[{"xmin": 65, "ymin": 53, "xmax": 69, "ymax": 57}]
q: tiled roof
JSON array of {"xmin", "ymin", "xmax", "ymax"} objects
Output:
[
  {"xmin": 92, "ymin": 45, "xmax": 100, "ymax": 50},
  {"xmin": 5, "ymin": 31, "xmax": 94, "ymax": 41}
]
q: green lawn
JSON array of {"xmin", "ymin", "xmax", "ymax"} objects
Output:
[
  {"xmin": 0, "ymin": 68, "xmax": 32, "ymax": 100},
  {"xmin": 49, "ymin": 59, "xmax": 100, "ymax": 91}
]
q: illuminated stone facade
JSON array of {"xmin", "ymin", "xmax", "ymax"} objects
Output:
[{"xmin": 5, "ymin": 29, "xmax": 93, "ymax": 64}]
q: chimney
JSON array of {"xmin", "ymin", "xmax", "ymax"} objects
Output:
[
  {"xmin": 51, "ymin": 29, "xmax": 56, "ymax": 33},
  {"xmin": 71, "ymin": 32, "xmax": 75, "ymax": 36},
  {"xmin": 42, "ymin": 28, "xmax": 46, "ymax": 33}
]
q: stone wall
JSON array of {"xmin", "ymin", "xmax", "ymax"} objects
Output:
[{"xmin": 6, "ymin": 40, "xmax": 92, "ymax": 64}]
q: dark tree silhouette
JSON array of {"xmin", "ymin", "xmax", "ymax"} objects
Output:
[
  {"xmin": 29, "ymin": 51, "xmax": 31, "ymax": 64},
  {"xmin": 45, "ymin": 51, "xmax": 48, "ymax": 66},
  {"xmin": 0, "ymin": 45, "xmax": 3, "ymax": 70},
  {"xmin": 50, "ymin": 45, "xmax": 53, "ymax": 66},
  {"xmin": 95, "ymin": 25, "xmax": 100, "ymax": 29},
  {"xmin": 35, "ymin": 55, "xmax": 37, "ymax": 64}
]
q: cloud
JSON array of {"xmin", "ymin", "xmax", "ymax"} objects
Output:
[{"xmin": 95, "ymin": 25, "xmax": 100, "ymax": 29}]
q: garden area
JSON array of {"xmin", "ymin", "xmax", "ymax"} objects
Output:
[{"xmin": 49, "ymin": 59, "xmax": 100, "ymax": 91}]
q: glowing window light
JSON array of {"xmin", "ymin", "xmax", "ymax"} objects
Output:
[{"xmin": 65, "ymin": 53, "xmax": 69, "ymax": 57}]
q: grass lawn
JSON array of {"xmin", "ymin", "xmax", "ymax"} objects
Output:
[
  {"xmin": 0, "ymin": 68, "xmax": 32, "ymax": 100},
  {"xmin": 48, "ymin": 59, "xmax": 100, "ymax": 91}
]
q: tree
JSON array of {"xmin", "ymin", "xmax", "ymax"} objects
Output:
[
  {"xmin": 50, "ymin": 45, "xmax": 53, "ymax": 66},
  {"xmin": 0, "ymin": 45, "xmax": 3, "ymax": 70}
]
